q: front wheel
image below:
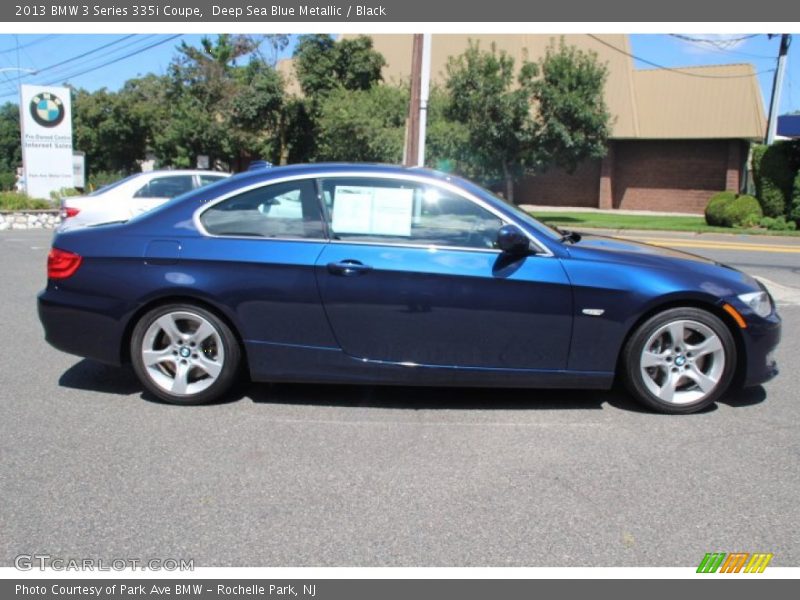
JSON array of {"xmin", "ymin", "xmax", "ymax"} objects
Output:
[
  {"xmin": 622, "ymin": 307, "xmax": 737, "ymax": 414},
  {"xmin": 130, "ymin": 304, "xmax": 242, "ymax": 405}
]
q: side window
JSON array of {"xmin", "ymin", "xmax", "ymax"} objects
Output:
[
  {"xmin": 134, "ymin": 175, "xmax": 195, "ymax": 198},
  {"xmin": 200, "ymin": 179, "xmax": 324, "ymax": 239},
  {"xmin": 198, "ymin": 174, "xmax": 227, "ymax": 187},
  {"xmin": 321, "ymin": 178, "xmax": 505, "ymax": 249}
]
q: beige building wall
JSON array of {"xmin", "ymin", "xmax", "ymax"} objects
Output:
[{"xmin": 347, "ymin": 33, "xmax": 639, "ymax": 139}]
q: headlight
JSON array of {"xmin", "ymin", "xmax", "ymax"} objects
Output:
[{"xmin": 738, "ymin": 291, "xmax": 772, "ymax": 318}]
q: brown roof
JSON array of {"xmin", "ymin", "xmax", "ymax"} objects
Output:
[
  {"xmin": 631, "ymin": 64, "xmax": 766, "ymax": 140},
  {"xmin": 290, "ymin": 34, "xmax": 767, "ymax": 141}
]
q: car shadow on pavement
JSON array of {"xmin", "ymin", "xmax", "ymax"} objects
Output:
[
  {"xmin": 248, "ymin": 381, "xmax": 767, "ymax": 413},
  {"xmin": 718, "ymin": 385, "xmax": 767, "ymax": 408},
  {"xmin": 57, "ymin": 359, "xmax": 246, "ymax": 406},
  {"xmin": 59, "ymin": 359, "xmax": 142, "ymax": 395},
  {"xmin": 248, "ymin": 382, "xmax": 625, "ymax": 411},
  {"xmin": 58, "ymin": 359, "xmax": 769, "ymax": 413}
]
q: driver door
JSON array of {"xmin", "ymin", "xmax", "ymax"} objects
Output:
[{"xmin": 314, "ymin": 176, "xmax": 573, "ymax": 370}]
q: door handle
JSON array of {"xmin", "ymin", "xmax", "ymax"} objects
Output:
[{"xmin": 327, "ymin": 260, "xmax": 373, "ymax": 276}]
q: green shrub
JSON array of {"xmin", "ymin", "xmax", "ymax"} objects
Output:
[
  {"xmin": 752, "ymin": 141, "xmax": 800, "ymax": 217},
  {"xmin": 790, "ymin": 169, "xmax": 800, "ymax": 224},
  {"xmin": 705, "ymin": 191, "xmax": 736, "ymax": 226},
  {"xmin": 87, "ymin": 170, "xmax": 129, "ymax": 192},
  {"xmin": 49, "ymin": 187, "xmax": 83, "ymax": 200},
  {"xmin": 0, "ymin": 192, "xmax": 52, "ymax": 210},
  {"xmin": 759, "ymin": 216, "xmax": 797, "ymax": 231},
  {"xmin": 705, "ymin": 191, "xmax": 762, "ymax": 228},
  {"xmin": 0, "ymin": 172, "xmax": 16, "ymax": 192}
]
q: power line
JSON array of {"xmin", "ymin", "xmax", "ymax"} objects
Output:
[
  {"xmin": 0, "ymin": 34, "xmax": 142, "ymax": 95},
  {"xmin": 0, "ymin": 35, "xmax": 182, "ymax": 100},
  {"xmin": 32, "ymin": 34, "xmax": 138, "ymax": 76},
  {"xmin": 0, "ymin": 35, "xmax": 56, "ymax": 55},
  {"xmin": 670, "ymin": 33, "xmax": 760, "ymax": 47},
  {"xmin": 2, "ymin": 34, "xmax": 138, "ymax": 83},
  {"xmin": 668, "ymin": 34, "xmax": 774, "ymax": 60},
  {"xmin": 0, "ymin": 35, "xmax": 157, "ymax": 91},
  {"xmin": 42, "ymin": 35, "xmax": 180, "ymax": 84},
  {"xmin": 0, "ymin": 34, "xmax": 173, "ymax": 98},
  {"xmin": 587, "ymin": 34, "xmax": 776, "ymax": 79}
]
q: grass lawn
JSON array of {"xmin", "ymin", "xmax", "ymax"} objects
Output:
[{"xmin": 529, "ymin": 211, "xmax": 800, "ymax": 237}]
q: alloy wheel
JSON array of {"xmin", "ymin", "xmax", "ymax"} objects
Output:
[{"xmin": 639, "ymin": 319, "xmax": 726, "ymax": 405}]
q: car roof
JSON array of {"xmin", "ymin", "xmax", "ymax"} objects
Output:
[
  {"xmin": 225, "ymin": 163, "xmax": 450, "ymax": 186},
  {"xmin": 140, "ymin": 170, "xmax": 230, "ymax": 176}
]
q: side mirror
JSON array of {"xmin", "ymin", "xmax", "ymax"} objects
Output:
[{"xmin": 496, "ymin": 224, "xmax": 531, "ymax": 256}]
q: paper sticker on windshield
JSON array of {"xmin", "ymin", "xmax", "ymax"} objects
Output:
[{"xmin": 331, "ymin": 185, "xmax": 413, "ymax": 236}]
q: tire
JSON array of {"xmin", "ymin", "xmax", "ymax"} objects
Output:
[
  {"xmin": 622, "ymin": 307, "xmax": 737, "ymax": 414},
  {"xmin": 130, "ymin": 303, "xmax": 242, "ymax": 405}
]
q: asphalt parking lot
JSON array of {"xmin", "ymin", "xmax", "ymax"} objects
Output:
[{"xmin": 1, "ymin": 229, "xmax": 798, "ymax": 567}]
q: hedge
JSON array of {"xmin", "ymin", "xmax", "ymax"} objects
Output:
[
  {"xmin": 752, "ymin": 141, "xmax": 800, "ymax": 219},
  {"xmin": 705, "ymin": 191, "xmax": 762, "ymax": 228},
  {"xmin": 0, "ymin": 192, "xmax": 52, "ymax": 211}
]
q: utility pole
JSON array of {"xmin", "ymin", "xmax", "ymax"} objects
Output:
[
  {"xmin": 417, "ymin": 33, "xmax": 432, "ymax": 167},
  {"xmin": 765, "ymin": 33, "xmax": 791, "ymax": 144},
  {"xmin": 404, "ymin": 34, "xmax": 432, "ymax": 167},
  {"xmin": 404, "ymin": 34, "xmax": 423, "ymax": 167}
]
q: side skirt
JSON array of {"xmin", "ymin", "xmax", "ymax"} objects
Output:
[{"xmin": 245, "ymin": 340, "xmax": 614, "ymax": 389}]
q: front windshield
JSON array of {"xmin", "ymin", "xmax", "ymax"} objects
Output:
[{"xmin": 88, "ymin": 174, "xmax": 140, "ymax": 196}]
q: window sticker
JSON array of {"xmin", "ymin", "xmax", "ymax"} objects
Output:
[{"xmin": 331, "ymin": 185, "xmax": 414, "ymax": 236}]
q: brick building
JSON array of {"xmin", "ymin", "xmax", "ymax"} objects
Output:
[{"xmin": 344, "ymin": 34, "xmax": 767, "ymax": 214}]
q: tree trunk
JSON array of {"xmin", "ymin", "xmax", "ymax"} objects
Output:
[
  {"xmin": 503, "ymin": 162, "xmax": 514, "ymax": 204},
  {"xmin": 278, "ymin": 114, "xmax": 289, "ymax": 165}
]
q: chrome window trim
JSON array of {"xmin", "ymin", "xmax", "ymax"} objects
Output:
[{"xmin": 193, "ymin": 170, "xmax": 553, "ymax": 257}]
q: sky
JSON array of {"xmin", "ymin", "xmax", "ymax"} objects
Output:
[{"xmin": 0, "ymin": 32, "xmax": 797, "ymax": 115}]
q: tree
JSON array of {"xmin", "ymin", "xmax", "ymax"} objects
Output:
[
  {"xmin": 445, "ymin": 42, "xmax": 539, "ymax": 201},
  {"xmin": 315, "ymin": 85, "xmax": 407, "ymax": 162},
  {"xmin": 229, "ymin": 59, "xmax": 286, "ymax": 164},
  {"xmin": 72, "ymin": 85, "xmax": 156, "ymax": 175},
  {"xmin": 0, "ymin": 102, "xmax": 21, "ymax": 175},
  {"xmin": 293, "ymin": 34, "xmax": 386, "ymax": 99},
  {"xmin": 160, "ymin": 34, "xmax": 261, "ymax": 170},
  {"xmin": 290, "ymin": 35, "xmax": 388, "ymax": 162},
  {"xmin": 532, "ymin": 40, "xmax": 612, "ymax": 173},
  {"xmin": 424, "ymin": 87, "xmax": 471, "ymax": 175},
  {"xmin": 444, "ymin": 40, "xmax": 611, "ymax": 202}
]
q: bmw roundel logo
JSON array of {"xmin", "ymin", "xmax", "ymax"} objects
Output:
[{"xmin": 30, "ymin": 92, "xmax": 65, "ymax": 128}]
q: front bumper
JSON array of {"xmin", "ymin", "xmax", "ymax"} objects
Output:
[{"xmin": 741, "ymin": 311, "xmax": 781, "ymax": 387}]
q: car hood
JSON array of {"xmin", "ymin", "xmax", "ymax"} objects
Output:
[
  {"xmin": 565, "ymin": 233, "xmax": 761, "ymax": 293},
  {"xmin": 568, "ymin": 233, "xmax": 717, "ymax": 265}
]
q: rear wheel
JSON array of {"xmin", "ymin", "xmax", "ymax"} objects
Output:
[
  {"xmin": 622, "ymin": 307, "xmax": 736, "ymax": 414},
  {"xmin": 131, "ymin": 303, "xmax": 241, "ymax": 405}
]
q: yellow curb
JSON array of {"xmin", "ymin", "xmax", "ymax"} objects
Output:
[{"xmin": 630, "ymin": 238, "xmax": 800, "ymax": 254}]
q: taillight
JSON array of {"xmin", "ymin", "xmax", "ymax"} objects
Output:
[
  {"xmin": 47, "ymin": 248, "xmax": 82, "ymax": 279},
  {"xmin": 60, "ymin": 206, "xmax": 80, "ymax": 219}
]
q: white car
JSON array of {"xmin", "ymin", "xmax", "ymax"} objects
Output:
[{"xmin": 58, "ymin": 170, "xmax": 230, "ymax": 231}]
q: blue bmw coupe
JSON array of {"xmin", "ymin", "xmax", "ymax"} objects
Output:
[{"xmin": 38, "ymin": 164, "xmax": 780, "ymax": 413}]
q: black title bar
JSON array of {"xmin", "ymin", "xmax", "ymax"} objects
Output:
[{"xmin": 2, "ymin": 0, "xmax": 793, "ymax": 22}]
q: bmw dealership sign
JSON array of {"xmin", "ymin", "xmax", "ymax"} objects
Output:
[{"xmin": 19, "ymin": 84, "xmax": 74, "ymax": 200}]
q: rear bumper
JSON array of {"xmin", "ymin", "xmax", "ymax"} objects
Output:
[
  {"xmin": 742, "ymin": 312, "xmax": 781, "ymax": 387},
  {"xmin": 38, "ymin": 288, "xmax": 126, "ymax": 366}
]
